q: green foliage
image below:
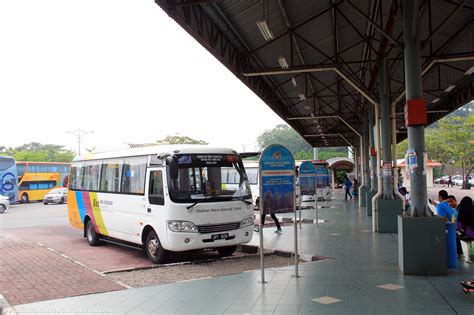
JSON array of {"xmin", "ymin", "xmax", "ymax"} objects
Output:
[
  {"xmin": 397, "ymin": 114, "xmax": 474, "ymax": 182},
  {"xmin": 257, "ymin": 124, "xmax": 311, "ymax": 154},
  {"xmin": 156, "ymin": 135, "xmax": 208, "ymax": 145},
  {"xmin": 257, "ymin": 124, "xmax": 348, "ymax": 160},
  {"xmin": 0, "ymin": 142, "xmax": 75, "ymax": 162}
]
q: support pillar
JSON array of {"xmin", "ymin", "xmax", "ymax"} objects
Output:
[
  {"xmin": 377, "ymin": 59, "xmax": 403, "ymax": 232},
  {"xmin": 313, "ymin": 147, "xmax": 318, "ymax": 160},
  {"xmin": 360, "ymin": 114, "xmax": 369, "ymax": 207},
  {"xmin": 366, "ymin": 107, "xmax": 377, "ymax": 216},
  {"xmin": 398, "ymin": 0, "xmax": 446, "ymax": 275}
]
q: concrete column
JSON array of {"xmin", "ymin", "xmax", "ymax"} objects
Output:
[
  {"xmin": 360, "ymin": 115, "xmax": 370, "ymax": 207},
  {"xmin": 379, "ymin": 59, "xmax": 394, "ymax": 199},
  {"xmin": 313, "ymin": 147, "xmax": 318, "ymax": 160},
  {"xmin": 368, "ymin": 106, "xmax": 377, "ymax": 192},
  {"xmin": 402, "ymin": 0, "xmax": 430, "ymax": 217},
  {"xmin": 366, "ymin": 107, "xmax": 377, "ymax": 216},
  {"xmin": 363, "ymin": 114, "xmax": 371, "ymax": 188}
]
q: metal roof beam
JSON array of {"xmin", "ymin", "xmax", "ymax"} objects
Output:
[
  {"xmin": 346, "ymin": 0, "xmax": 402, "ymax": 48},
  {"xmin": 391, "ymin": 54, "xmax": 474, "ymax": 106},
  {"xmin": 249, "ymin": 6, "xmax": 334, "ymax": 55},
  {"xmin": 421, "ymin": 0, "xmax": 468, "ymax": 49}
]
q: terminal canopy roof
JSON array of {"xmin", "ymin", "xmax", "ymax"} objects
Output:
[{"xmin": 154, "ymin": 0, "xmax": 474, "ymax": 148}]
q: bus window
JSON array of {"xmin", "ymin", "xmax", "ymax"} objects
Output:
[
  {"xmin": 245, "ymin": 167, "xmax": 258, "ymax": 185},
  {"xmin": 121, "ymin": 157, "xmax": 147, "ymax": 194},
  {"xmin": 83, "ymin": 163, "xmax": 101, "ymax": 191},
  {"xmin": 17, "ymin": 164, "xmax": 26, "ymax": 179},
  {"xmin": 100, "ymin": 160, "xmax": 123, "ymax": 193},
  {"xmin": 148, "ymin": 170, "xmax": 164, "ymax": 205}
]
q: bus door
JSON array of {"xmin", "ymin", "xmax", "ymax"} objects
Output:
[{"xmin": 146, "ymin": 168, "xmax": 165, "ymax": 216}]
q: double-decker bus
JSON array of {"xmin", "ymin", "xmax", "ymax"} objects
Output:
[
  {"xmin": 0, "ymin": 156, "xmax": 18, "ymax": 202},
  {"xmin": 68, "ymin": 145, "xmax": 254, "ymax": 263},
  {"xmin": 17, "ymin": 162, "xmax": 70, "ymax": 203}
]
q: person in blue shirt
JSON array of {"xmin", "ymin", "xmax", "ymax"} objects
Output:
[
  {"xmin": 344, "ymin": 176, "xmax": 353, "ymax": 200},
  {"xmin": 430, "ymin": 190, "xmax": 453, "ymax": 221}
]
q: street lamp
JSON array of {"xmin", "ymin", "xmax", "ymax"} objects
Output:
[{"xmin": 66, "ymin": 129, "xmax": 94, "ymax": 155}]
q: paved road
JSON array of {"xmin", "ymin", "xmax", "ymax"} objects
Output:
[{"xmin": 0, "ymin": 202, "xmax": 68, "ymax": 230}]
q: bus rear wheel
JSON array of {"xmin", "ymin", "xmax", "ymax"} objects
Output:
[
  {"xmin": 145, "ymin": 230, "xmax": 165, "ymax": 264},
  {"xmin": 85, "ymin": 220, "xmax": 101, "ymax": 246},
  {"xmin": 217, "ymin": 245, "xmax": 237, "ymax": 257},
  {"xmin": 21, "ymin": 193, "xmax": 29, "ymax": 203}
]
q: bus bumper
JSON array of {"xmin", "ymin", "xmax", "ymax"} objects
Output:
[{"xmin": 164, "ymin": 226, "xmax": 254, "ymax": 252}]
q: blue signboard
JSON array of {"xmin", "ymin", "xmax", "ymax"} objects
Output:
[
  {"xmin": 299, "ymin": 161, "xmax": 316, "ymax": 196},
  {"xmin": 259, "ymin": 144, "xmax": 295, "ymax": 214},
  {"xmin": 315, "ymin": 165, "xmax": 327, "ymax": 189}
]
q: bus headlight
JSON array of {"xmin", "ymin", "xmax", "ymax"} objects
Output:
[
  {"xmin": 240, "ymin": 215, "xmax": 254, "ymax": 228},
  {"xmin": 168, "ymin": 221, "xmax": 198, "ymax": 233}
]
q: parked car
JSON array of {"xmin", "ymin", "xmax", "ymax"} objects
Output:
[
  {"xmin": 434, "ymin": 175, "xmax": 449, "ymax": 184},
  {"xmin": 0, "ymin": 195, "xmax": 10, "ymax": 213},
  {"xmin": 455, "ymin": 175, "xmax": 473, "ymax": 186},
  {"xmin": 43, "ymin": 188, "xmax": 68, "ymax": 205}
]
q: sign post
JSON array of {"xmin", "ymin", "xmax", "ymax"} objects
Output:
[
  {"xmin": 299, "ymin": 161, "xmax": 317, "ymax": 227},
  {"xmin": 259, "ymin": 144, "xmax": 296, "ymax": 281}
]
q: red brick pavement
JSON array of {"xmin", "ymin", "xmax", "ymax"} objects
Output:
[
  {"xmin": 7, "ymin": 226, "xmax": 153, "ymax": 273},
  {"xmin": 0, "ymin": 236, "xmax": 124, "ymax": 306}
]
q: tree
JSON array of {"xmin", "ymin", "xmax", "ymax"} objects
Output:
[
  {"xmin": 437, "ymin": 115, "xmax": 474, "ymax": 188},
  {"xmin": 156, "ymin": 134, "xmax": 208, "ymax": 145},
  {"xmin": 257, "ymin": 124, "xmax": 311, "ymax": 154},
  {"xmin": 257, "ymin": 124, "xmax": 348, "ymax": 159},
  {"xmin": 0, "ymin": 143, "xmax": 75, "ymax": 162},
  {"xmin": 397, "ymin": 114, "xmax": 474, "ymax": 187}
]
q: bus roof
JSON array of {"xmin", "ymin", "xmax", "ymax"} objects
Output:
[
  {"xmin": 16, "ymin": 161, "xmax": 70, "ymax": 165},
  {"xmin": 73, "ymin": 145, "xmax": 238, "ymax": 162}
]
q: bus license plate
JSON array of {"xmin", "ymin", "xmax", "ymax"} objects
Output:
[{"xmin": 211, "ymin": 233, "xmax": 228, "ymax": 240}]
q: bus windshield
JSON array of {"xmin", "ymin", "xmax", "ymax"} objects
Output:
[{"xmin": 168, "ymin": 154, "xmax": 251, "ymax": 203}]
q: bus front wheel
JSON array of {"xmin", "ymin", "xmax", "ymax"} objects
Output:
[
  {"xmin": 217, "ymin": 245, "xmax": 237, "ymax": 257},
  {"xmin": 21, "ymin": 193, "xmax": 29, "ymax": 203},
  {"xmin": 145, "ymin": 230, "xmax": 165, "ymax": 264},
  {"xmin": 85, "ymin": 220, "xmax": 101, "ymax": 246}
]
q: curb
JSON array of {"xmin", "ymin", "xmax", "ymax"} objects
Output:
[
  {"xmin": 102, "ymin": 245, "xmax": 324, "ymax": 274},
  {"xmin": 0, "ymin": 294, "xmax": 17, "ymax": 315}
]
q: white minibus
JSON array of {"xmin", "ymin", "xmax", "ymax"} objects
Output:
[{"xmin": 68, "ymin": 145, "xmax": 254, "ymax": 263}]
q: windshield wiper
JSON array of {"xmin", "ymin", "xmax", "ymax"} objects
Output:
[
  {"xmin": 231, "ymin": 197, "xmax": 253, "ymax": 205},
  {"xmin": 186, "ymin": 196, "xmax": 214, "ymax": 210}
]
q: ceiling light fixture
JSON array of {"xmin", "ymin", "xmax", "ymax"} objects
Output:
[
  {"xmin": 298, "ymin": 93, "xmax": 306, "ymax": 101},
  {"xmin": 256, "ymin": 20, "xmax": 274, "ymax": 41},
  {"xmin": 291, "ymin": 77, "xmax": 297, "ymax": 87},
  {"xmin": 278, "ymin": 56, "xmax": 289, "ymax": 69},
  {"xmin": 444, "ymin": 84, "xmax": 455, "ymax": 93},
  {"xmin": 465, "ymin": 66, "xmax": 474, "ymax": 76},
  {"xmin": 431, "ymin": 98, "xmax": 440, "ymax": 103}
]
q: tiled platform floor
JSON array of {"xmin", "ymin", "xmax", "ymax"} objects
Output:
[{"xmin": 8, "ymin": 193, "xmax": 474, "ymax": 314}]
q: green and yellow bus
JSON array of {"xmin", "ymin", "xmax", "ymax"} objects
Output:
[{"xmin": 17, "ymin": 162, "xmax": 70, "ymax": 203}]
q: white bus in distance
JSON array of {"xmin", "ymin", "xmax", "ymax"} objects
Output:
[{"xmin": 68, "ymin": 145, "xmax": 254, "ymax": 264}]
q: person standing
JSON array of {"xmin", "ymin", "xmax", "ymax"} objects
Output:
[
  {"xmin": 447, "ymin": 195, "xmax": 463, "ymax": 258},
  {"xmin": 352, "ymin": 179, "xmax": 359, "ymax": 199},
  {"xmin": 255, "ymin": 193, "xmax": 282, "ymax": 234},
  {"xmin": 344, "ymin": 176, "xmax": 353, "ymax": 200},
  {"xmin": 429, "ymin": 190, "xmax": 453, "ymax": 221},
  {"xmin": 447, "ymin": 174, "xmax": 453, "ymax": 188}
]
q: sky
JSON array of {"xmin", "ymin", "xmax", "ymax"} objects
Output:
[{"xmin": 0, "ymin": 0, "xmax": 285, "ymax": 153}]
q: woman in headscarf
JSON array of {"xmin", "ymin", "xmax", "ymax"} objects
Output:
[{"xmin": 456, "ymin": 197, "xmax": 474, "ymax": 259}]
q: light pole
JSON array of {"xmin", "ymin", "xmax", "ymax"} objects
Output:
[{"xmin": 66, "ymin": 129, "xmax": 94, "ymax": 155}]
